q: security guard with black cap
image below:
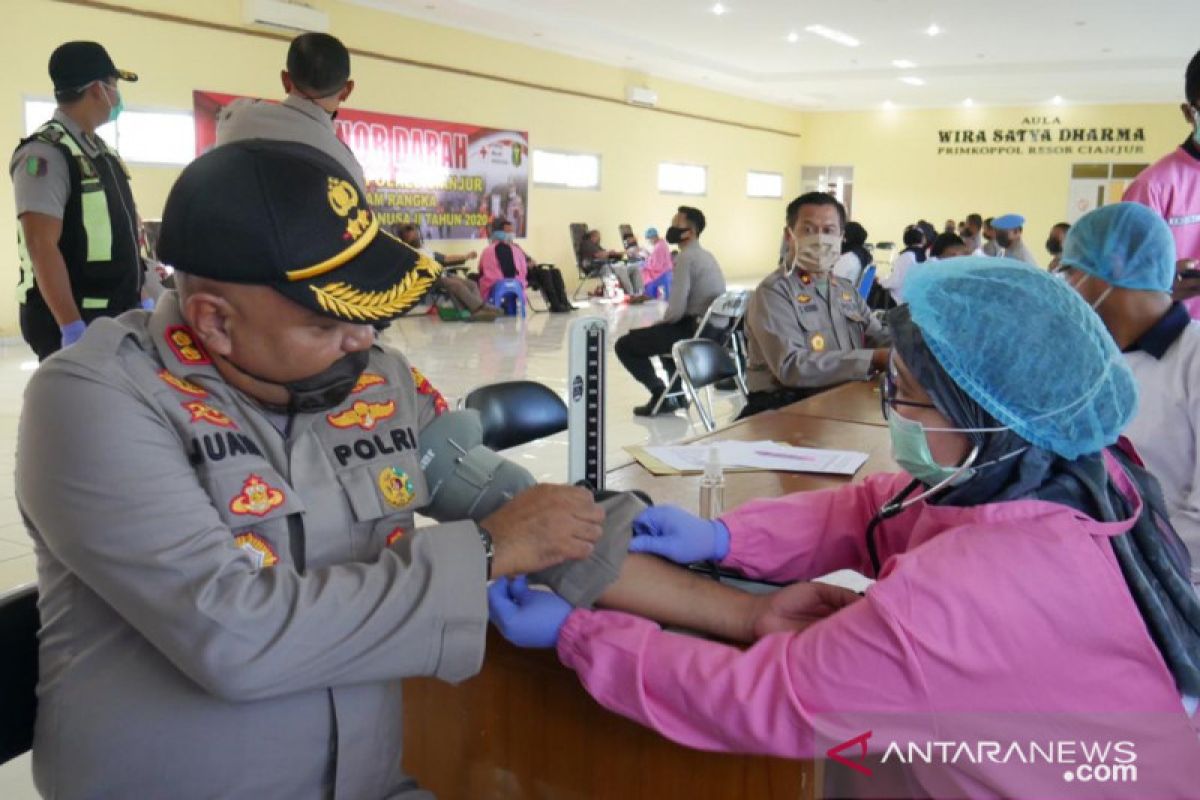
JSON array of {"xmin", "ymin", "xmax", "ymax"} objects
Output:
[
  {"xmin": 16, "ymin": 140, "xmax": 625, "ymax": 798},
  {"xmin": 11, "ymin": 41, "xmax": 144, "ymax": 360}
]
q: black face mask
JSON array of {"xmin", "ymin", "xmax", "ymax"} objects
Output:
[
  {"xmin": 229, "ymin": 349, "xmax": 370, "ymax": 414},
  {"xmin": 665, "ymin": 226, "xmax": 688, "ymax": 245},
  {"xmin": 996, "ymin": 231, "xmax": 1014, "ymax": 249},
  {"xmin": 1045, "ymin": 237, "xmax": 1063, "ymax": 256}
]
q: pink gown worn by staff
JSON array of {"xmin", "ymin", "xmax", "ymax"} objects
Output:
[
  {"xmin": 477, "ymin": 239, "xmax": 528, "ymax": 301},
  {"xmin": 555, "ymin": 459, "xmax": 1200, "ymax": 797},
  {"xmin": 640, "ymin": 238, "xmax": 673, "ymax": 285}
]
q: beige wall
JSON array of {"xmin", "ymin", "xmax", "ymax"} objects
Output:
[
  {"xmin": 0, "ymin": 1, "xmax": 1189, "ymax": 337},
  {"xmin": 0, "ymin": 0, "xmax": 805, "ymax": 335},
  {"xmin": 801, "ymin": 103, "xmax": 1189, "ymax": 269}
]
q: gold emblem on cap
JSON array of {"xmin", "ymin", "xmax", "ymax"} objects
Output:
[{"xmin": 327, "ymin": 177, "xmax": 359, "ymax": 217}]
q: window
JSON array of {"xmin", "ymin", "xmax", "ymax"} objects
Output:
[
  {"xmin": 23, "ymin": 98, "xmax": 195, "ymax": 166},
  {"xmin": 800, "ymin": 165, "xmax": 855, "ymax": 217},
  {"xmin": 746, "ymin": 170, "xmax": 783, "ymax": 198},
  {"xmin": 657, "ymin": 162, "xmax": 706, "ymax": 196},
  {"xmin": 532, "ymin": 149, "xmax": 600, "ymax": 189}
]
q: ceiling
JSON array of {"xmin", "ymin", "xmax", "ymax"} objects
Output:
[{"xmin": 345, "ymin": 0, "xmax": 1195, "ymax": 111}]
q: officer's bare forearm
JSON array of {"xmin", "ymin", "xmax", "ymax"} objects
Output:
[
  {"xmin": 31, "ymin": 250, "xmax": 81, "ymax": 327},
  {"xmin": 594, "ymin": 553, "xmax": 760, "ymax": 644},
  {"xmin": 21, "ymin": 214, "xmax": 80, "ymax": 326}
]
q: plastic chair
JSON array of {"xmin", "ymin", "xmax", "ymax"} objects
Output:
[
  {"xmin": 488, "ymin": 278, "xmax": 527, "ymax": 318},
  {"xmin": 672, "ymin": 339, "xmax": 748, "ymax": 432},
  {"xmin": 857, "ymin": 264, "xmax": 877, "ymax": 300},
  {"xmin": 463, "ymin": 380, "xmax": 569, "ymax": 450},
  {"xmin": 644, "ymin": 271, "xmax": 672, "ymax": 301},
  {"xmin": 652, "ymin": 290, "xmax": 751, "ymax": 415},
  {"xmin": 0, "ymin": 584, "xmax": 38, "ymax": 766}
]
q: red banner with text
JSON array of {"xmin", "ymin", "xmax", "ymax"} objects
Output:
[{"xmin": 194, "ymin": 91, "xmax": 529, "ymax": 240}]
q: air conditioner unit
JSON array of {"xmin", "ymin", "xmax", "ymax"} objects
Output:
[
  {"xmin": 243, "ymin": 0, "xmax": 330, "ymax": 33},
  {"xmin": 624, "ymin": 86, "xmax": 658, "ymax": 108}
]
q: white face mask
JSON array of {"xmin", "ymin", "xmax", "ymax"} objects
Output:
[
  {"xmin": 1069, "ymin": 272, "xmax": 1114, "ymax": 312},
  {"xmin": 789, "ymin": 232, "xmax": 842, "ymax": 275}
]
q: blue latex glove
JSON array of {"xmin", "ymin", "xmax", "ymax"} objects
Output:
[
  {"xmin": 59, "ymin": 320, "xmax": 87, "ymax": 349},
  {"xmin": 627, "ymin": 505, "xmax": 731, "ymax": 564},
  {"xmin": 487, "ymin": 576, "xmax": 572, "ymax": 649},
  {"xmin": 140, "ymin": 296, "xmax": 156, "ymax": 311}
]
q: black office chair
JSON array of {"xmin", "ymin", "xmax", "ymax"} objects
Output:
[
  {"xmin": 570, "ymin": 222, "xmax": 615, "ymax": 301},
  {"xmin": 672, "ymin": 339, "xmax": 748, "ymax": 431},
  {"xmin": 1, "ymin": 584, "xmax": 38, "ymax": 766},
  {"xmin": 463, "ymin": 380, "xmax": 569, "ymax": 450}
]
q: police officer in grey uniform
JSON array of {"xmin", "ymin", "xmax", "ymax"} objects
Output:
[
  {"xmin": 216, "ymin": 32, "xmax": 364, "ymax": 189},
  {"xmin": 742, "ymin": 193, "xmax": 890, "ymax": 418},
  {"xmin": 16, "ymin": 140, "xmax": 617, "ymax": 799},
  {"xmin": 11, "ymin": 41, "xmax": 143, "ymax": 360}
]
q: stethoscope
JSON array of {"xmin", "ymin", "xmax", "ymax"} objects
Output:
[{"xmin": 864, "ymin": 442, "xmax": 1029, "ymax": 575}]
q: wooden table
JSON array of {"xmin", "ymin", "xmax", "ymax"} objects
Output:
[
  {"xmin": 403, "ymin": 406, "xmax": 894, "ymax": 799},
  {"xmin": 607, "ymin": 408, "xmax": 895, "ymax": 509},
  {"xmin": 778, "ymin": 380, "xmax": 886, "ymax": 428}
]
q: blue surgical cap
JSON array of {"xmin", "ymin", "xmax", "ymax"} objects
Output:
[
  {"xmin": 645, "ymin": 227, "xmax": 659, "ymax": 238},
  {"xmin": 903, "ymin": 256, "xmax": 1137, "ymax": 460},
  {"xmin": 1060, "ymin": 202, "xmax": 1176, "ymax": 292}
]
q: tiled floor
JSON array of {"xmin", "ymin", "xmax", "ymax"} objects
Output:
[{"xmin": 0, "ymin": 295, "xmax": 746, "ymax": 797}]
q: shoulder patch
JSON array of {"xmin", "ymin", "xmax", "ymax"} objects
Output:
[
  {"xmin": 37, "ymin": 125, "xmax": 64, "ymax": 144},
  {"xmin": 24, "ymin": 156, "xmax": 47, "ymax": 177},
  {"xmin": 410, "ymin": 367, "xmax": 448, "ymax": 416}
]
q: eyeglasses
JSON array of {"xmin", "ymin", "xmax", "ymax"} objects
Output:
[{"xmin": 879, "ymin": 369, "xmax": 938, "ymax": 421}]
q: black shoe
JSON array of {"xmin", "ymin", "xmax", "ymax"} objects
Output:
[{"xmin": 633, "ymin": 395, "xmax": 685, "ymax": 416}]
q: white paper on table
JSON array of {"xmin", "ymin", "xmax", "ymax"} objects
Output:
[
  {"xmin": 717, "ymin": 441, "xmax": 869, "ymax": 475},
  {"xmin": 642, "ymin": 440, "xmax": 868, "ymax": 476}
]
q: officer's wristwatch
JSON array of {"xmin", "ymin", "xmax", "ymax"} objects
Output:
[{"xmin": 476, "ymin": 524, "xmax": 495, "ymax": 580}]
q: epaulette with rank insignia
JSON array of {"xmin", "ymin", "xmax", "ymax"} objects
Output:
[{"xmin": 36, "ymin": 124, "xmax": 64, "ymax": 145}]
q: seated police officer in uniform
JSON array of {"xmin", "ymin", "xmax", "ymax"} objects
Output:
[
  {"xmin": 742, "ymin": 193, "xmax": 890, "ymax": 418},
  {"xmin": 15, "ymin": 140, "xmax": 623, "ymax": 799}
]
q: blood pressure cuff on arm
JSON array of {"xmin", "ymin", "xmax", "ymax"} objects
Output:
[
  {"xmin": 418, "ymin": 409, "xmax": 646, "ymax": 608},
  {"xmin": 529, "ymin": 490, "xmax": 645, "ymax": 608}
]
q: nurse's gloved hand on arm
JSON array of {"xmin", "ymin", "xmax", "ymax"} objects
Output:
[
  {"xmin": 627, "ymin": 505, "xmax": 730, "ymax": 564},
  {"xmin": 488, "ymin": 576, "xmax": 572, "ymax": 648}
]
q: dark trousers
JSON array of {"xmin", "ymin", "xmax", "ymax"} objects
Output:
[
  {"xmin": 20, "ymin": 294, "xmax": 132, "ymax": 362},
  {"xmin": 527, "ymin": 265, "xmax": 572, "ymax": 311},
  {"xmin": 614, "ymin": 317, "xmax": 696, "ymax": 396}
]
